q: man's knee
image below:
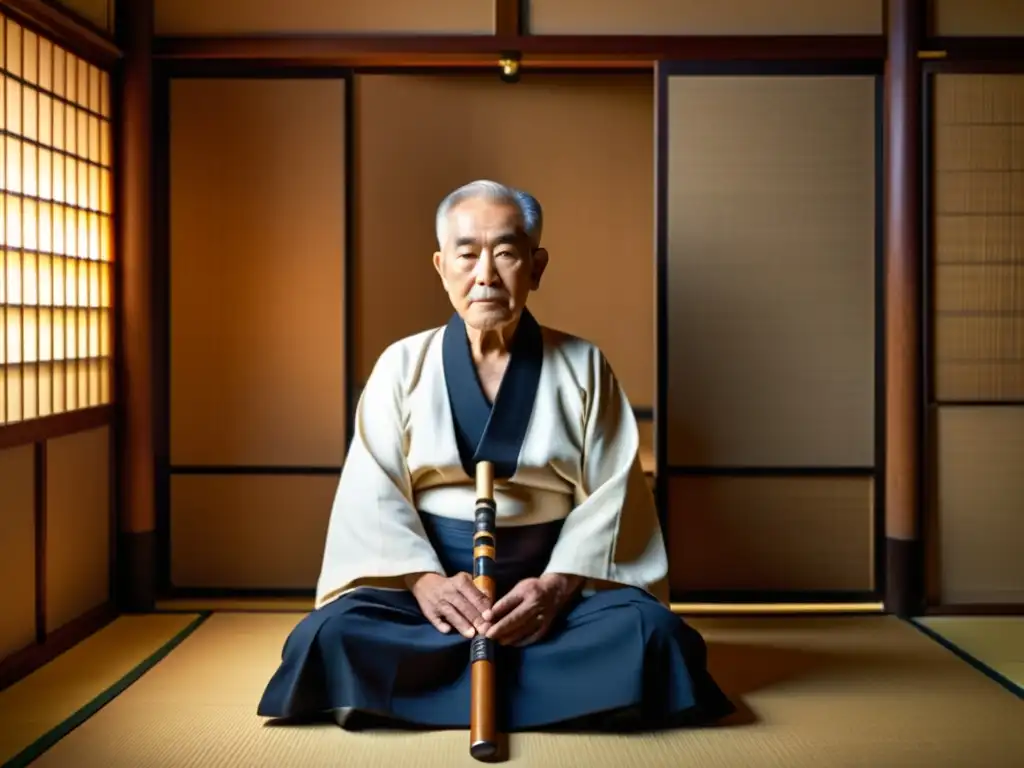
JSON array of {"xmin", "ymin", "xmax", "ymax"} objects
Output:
[
  {"xmin": 636, "ymin": 602, "xmax": 685, "ymax": 641},
  {"xmin": 311, "ymin": 601, "xmax": 364, "ymax": 652},
  {"xmin": 639, "ymin": 604, "xmax": 711, "ymax": 664}
]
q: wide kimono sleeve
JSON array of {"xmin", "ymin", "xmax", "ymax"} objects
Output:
[
  {"xmin": 315, "ymin": 343, "xmax": 447, "ymax": 609},
  {"xmin": 542, "ymin": 349, "xmax": 670, "ymax": 604}
]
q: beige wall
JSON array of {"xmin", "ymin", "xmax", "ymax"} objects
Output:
[{"xmin": 527, "ymin": 0, "xmax": 883, "ymax": 35}]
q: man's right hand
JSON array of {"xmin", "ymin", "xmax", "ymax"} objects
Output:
[{"xmin": 405, "ymin": 572, "xmax": 493, "ymax": 639}]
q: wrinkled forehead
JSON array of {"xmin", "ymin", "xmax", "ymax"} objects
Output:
[{"xmin": 445, "ymin": 198, "xmax": 526, "ymax": 246}]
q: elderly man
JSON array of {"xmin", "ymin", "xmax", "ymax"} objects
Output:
[{"xmin": 258, "ymin": 180, "xmax": 733, "ymax": 732}]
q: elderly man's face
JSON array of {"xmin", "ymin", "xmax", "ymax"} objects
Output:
[{"xmin": 433, "ymin": 198, "xmax": 548, "ymax": 332}]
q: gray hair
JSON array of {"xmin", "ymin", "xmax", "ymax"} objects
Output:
[{"xmin": 435, "ymin": 179, "xmax": 544, "ymax": 250}]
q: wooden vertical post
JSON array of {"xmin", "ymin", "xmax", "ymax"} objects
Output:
[
  {"xmin": 115, "ymin": 0, "xmax": 156, "ymax": 611},
  {"xmin": 884, "ymin": 0, "xmax": 926, "ymax": 617},
  {"xmin": 495, "ymin": 0, "xmax": 524, "ymax": 37}
]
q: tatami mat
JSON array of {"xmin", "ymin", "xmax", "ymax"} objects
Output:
[
  {"xmin": 21, "ymin": 612, "xmax": 1024, "ymax": 767},
  {"xmin": 0, "ymin": 613, "xmax": 203, "ymax": 767},
  {"xmin": 156, "ymin": 597, "xmax": 315, "ymax": 613},
  {"xmin": 916, "ymin": 616, "xmax": 1024, "ymax": 692}
]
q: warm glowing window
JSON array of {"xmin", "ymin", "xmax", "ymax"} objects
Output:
[{"xmin": 0, "ymin": 14, "xmax": 113, "ymax": 426}]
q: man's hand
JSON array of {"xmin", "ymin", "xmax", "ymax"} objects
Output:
[
  {"xmin": 485, "ymin": 573, "xmax": 584, "ymax": 647},
  {"xmin": 406, "ymin": 572, "xmax": 493, "ymax": 638}
]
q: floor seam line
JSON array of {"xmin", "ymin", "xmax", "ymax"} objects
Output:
[{"xmin": 905, "ymin": 617, "xmax": 1023, "ymax": 702}]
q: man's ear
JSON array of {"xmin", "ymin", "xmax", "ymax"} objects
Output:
[
  {"xmin": 530, "ymin": 247, "xmax": 549, "ymax": 290},
  {"xmin": 433, "ymin": 250, "xmax": 448, "ymax": 290}
]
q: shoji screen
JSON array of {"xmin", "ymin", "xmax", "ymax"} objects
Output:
[
  {"xmin": 659, "ymin": 68, "xmax": 879, "ymax": 599},
  {"xmin": 0, "ymin": 12, "xmax": 113, "ymax": 661},
  {"xmin": 930, "ymin": 73, "xmax": 1024, "ymax": 606},
  {"xmin": 1, "ymin": 15, "xmax": 113, "ymax": 426},
  {"xmin": 167, "ymin": 78, "xmax": 346, "ymax": 592},
  {"xmin": 0, "ymin": 443, "xmax": 34, "ymax": 660}
]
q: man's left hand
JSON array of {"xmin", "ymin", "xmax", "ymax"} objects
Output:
[{"xmin": 485, "ymin": 573, "xmax": 582, "ymax": 647}]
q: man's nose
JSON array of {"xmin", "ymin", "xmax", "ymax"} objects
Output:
[{"xmin": 474, "ymin": 251, "xmax": 498, "ymax": 284}]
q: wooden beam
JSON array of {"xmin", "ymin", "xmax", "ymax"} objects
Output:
[
  {"xmin": 884, "ymin": 0, "xmax": 926, "ymax": 618},
  {"xmin": 0, "ymin": 0, "xmax": 120, "ymax": 65},
  {"xmin": 0, "ymin": 406, "xmax": 113, "ymax": 451},
  {"xmin": 114, "ymin": 0, "xmax": 156, "ymax": 612},
  {"xmin": 929, "ymin": 36, "xmax": 1024, "ymax": 63},
  {"xmin": 152, "ymin": 34, "xmax": 887, "ymax": 68}
]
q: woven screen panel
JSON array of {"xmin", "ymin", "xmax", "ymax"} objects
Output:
[
  {"xmin": 933, "ymin": 74, "xmax": 1024, "ymax": 402},
  {"xmin": 0, "ymin": 445, "xmax": 35, "ymax": 659}
]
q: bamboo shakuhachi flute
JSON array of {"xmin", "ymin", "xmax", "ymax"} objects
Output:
[{"xmin": 470, "ymin": 460, "xmax": 498, "ymax": 760}]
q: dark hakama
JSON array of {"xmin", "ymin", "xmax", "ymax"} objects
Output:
[
  {"xmin": 257, "ymin": 310, "xmax": 734, "ymax": 730},
  {"xmin": 257, "ymin": 512, "xmax": 734, "ymax": 731}
]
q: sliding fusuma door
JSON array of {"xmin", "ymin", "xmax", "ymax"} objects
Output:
[
  {"xmin": 163, "ymin": 76, "xmax": 346, "ymax": 595},
  {"xmin": 655, "ymin": 63, "xmax": 882, "ymax": 603}
]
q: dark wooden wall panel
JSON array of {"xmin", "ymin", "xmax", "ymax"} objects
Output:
[
  {"xmin": 169, "ymin": 474, "xmax": 338, "ymax": 589},
  {"xmin": 667, "ymin": 475, "xmax": 875, "ymax": 593},
  {"xmin": 0, "ymin": 445, "xmax": 36, "ymax": 661},
  {"xmin": 45, "ymin": 426, "xmax": 110, "ymax": 630}
]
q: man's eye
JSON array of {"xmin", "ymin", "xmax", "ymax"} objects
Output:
[{"xmin": 458, "ymin": 252, "xmax": 477, "ymax": 259}]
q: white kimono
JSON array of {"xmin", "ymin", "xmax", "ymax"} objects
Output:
[{"xmin": 315, "ymin": 309, "xmax": 669, "ymax": 609}]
